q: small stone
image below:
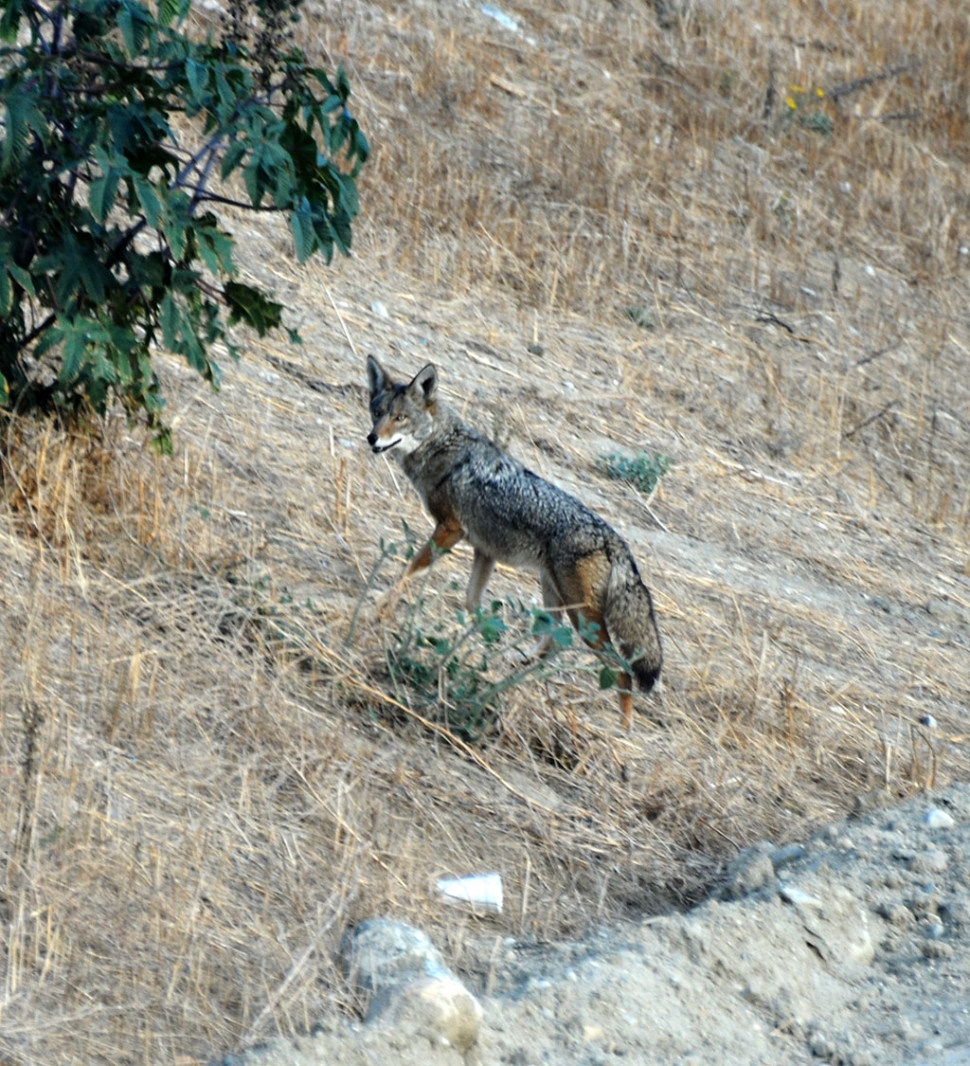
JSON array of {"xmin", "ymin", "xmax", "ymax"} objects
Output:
[
  {"xmin": 910, "ymin": 849, "xmax": 949, "ymax": 874},
  {"xmin": 876, "ymin": 902, "xmax": 914, "ymax": 927},
  {"xmin": 925, "ymin": 809, "xmax": 955, "ymax": 830},
  {"xmin": 921, "ymin": 914, "xmax": 946, "ymax": 938},
  {"xmin": 779, "ymin": 884, "xmax": 823, "ymax": 909},
  {"xmin": 810, "ymin": 1032, "xmax": 836, "ymax": 1058},
  {"xmin": 906, "ymin": 892, "xmax": 940, "ymax": 918},
  {"xmin": 896, "ymin": 1018, "xmax": 924, "ymax": 1043},
  {"xmin": 719, "ymin": 841, "xmax": 776, "ymax": 899},
  {"xmin": 921, "ymin": 940, "xmax": 954, "ymax": 960},
  {"xmin": 939, "ymin": 898, "xmax": 970, "ymax": 928}
]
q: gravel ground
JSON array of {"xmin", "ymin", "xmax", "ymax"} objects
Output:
[{"xmin": 217, "ymin": 783, "xmax": 970, "ymax": 1066}]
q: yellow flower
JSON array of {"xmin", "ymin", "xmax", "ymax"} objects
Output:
[
  {"xmin": 789, "ymin": 84, "xmax": 805, "ymax": 94},
  {"xmin": 786, "ymin": 95, "xmax": 797, "ymax": 110},
  {"xmin": 816, "ymin": 87, "xmax": 825, "ymax": 97}
]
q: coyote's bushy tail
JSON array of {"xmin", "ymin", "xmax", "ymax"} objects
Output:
[{"xmin": 605, "ymin": 547, "xmax": 663, "ymax": 693}]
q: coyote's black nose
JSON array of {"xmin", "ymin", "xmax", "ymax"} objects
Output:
[{"xmin": 367, "ymin": 431, "xmax": 377, "ymax": 447}]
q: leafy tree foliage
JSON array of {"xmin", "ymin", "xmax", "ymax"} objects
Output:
[{"xmin": 0, "ymin": 0, "xmax": 368, "ymax": 448}]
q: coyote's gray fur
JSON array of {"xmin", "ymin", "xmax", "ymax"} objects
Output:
[{"xmin": 366, "ymin": 355, "xmax": 662, "ymax": 725}]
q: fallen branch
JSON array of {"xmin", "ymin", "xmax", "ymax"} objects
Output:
[{"xmin": 829, "ymin": 61, "xmax": 915, "ymax": 103}]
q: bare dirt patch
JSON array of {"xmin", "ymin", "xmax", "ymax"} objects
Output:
[{"xmin": 219, "ymin": 784, "xmax": 970, "ymax": 1066}]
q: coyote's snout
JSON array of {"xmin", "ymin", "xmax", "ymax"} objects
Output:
[{"xmin": 366, "ymin": 355, "xmax": 663, "ymax": 726}]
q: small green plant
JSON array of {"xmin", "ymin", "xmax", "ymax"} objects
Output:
[
  {"xmin": 0, "ymin": 0, "xmax": 368, "ymax": 447},
  {"xmin": 387, "ymin": 594, "xmax": 576, "ymax": 740},
  {"xmin": 219, "ymin": 566, "xmax": 326, "ymax": 669},
  {"xmin": 624, "ymin": 306, "xmax": 654, "ymax": 329},
  {"xmin": 598, "ymin": 451, "xmax": 671, "ymax": 496},
  {"xmin": 782, "ymin": 84, "xmax": 833, "ymax": 136},
  {"xmin": 353, "ymin": 526, "xmax": 642, "ymax": 739}
]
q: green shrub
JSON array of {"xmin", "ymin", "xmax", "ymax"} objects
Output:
[
  {"xmin": 361, "ymin": 533, "xmax": 639, "ymax": 740},
  {"xmin": 0, "ymin": 0, "xmax": 368, "ymax": 448},
  {"xmin": 387, "ymin": 595, "xmax": 576, "ymax": 741},
  {"xmin": 597, "ymin": 451, "xmax": 671, "ymax": 496}
]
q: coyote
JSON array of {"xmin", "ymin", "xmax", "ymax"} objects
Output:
[{"xmin": 365, "ymin": 355, "xmax": 662, "ymax": 726}]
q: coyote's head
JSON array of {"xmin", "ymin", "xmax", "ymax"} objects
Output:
[{"xmin": 366, "ymin": 355, "xmax": 439, "ymax": 456}]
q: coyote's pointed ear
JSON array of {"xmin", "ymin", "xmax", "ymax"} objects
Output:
[
  {"xmin": 410, "ymin": 363, "xmax": 438, "ymax": 405},
  {"xmin": 367, "ymin": 355, "xmax": 391, "ymax": 399}
]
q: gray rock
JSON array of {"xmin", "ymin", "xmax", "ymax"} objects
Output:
[
  {"xmin": 876, "ymin": 901, "xmax": 914, "ymax": 927},
  {"xmin": 342, "ymin": 917, "xmax": 452, "ymax": 995},
  {"xmin": 342, "ymin": 918, "xmax": 483, "ymax": 1053},
  {"xmin": 718, "ymin": 841, "xmax": 776, "ymax": 900},
  {"xmin": 911, "ymin": 849, "xmax": 949, "ymax": 875}
]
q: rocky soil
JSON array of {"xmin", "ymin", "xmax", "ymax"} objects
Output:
[{"xmin": 215, "ymin": 783, "xmax": 970, "ymax": 1066}]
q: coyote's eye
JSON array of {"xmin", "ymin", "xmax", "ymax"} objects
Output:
[{"xmin": 394, "ymin": 413, "xmax": 408, "ymax": 424}]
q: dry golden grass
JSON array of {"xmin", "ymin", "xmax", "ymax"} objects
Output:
[{"xmin": 2, "ymin": 0, "xmax": 969, "ymax": 1062}]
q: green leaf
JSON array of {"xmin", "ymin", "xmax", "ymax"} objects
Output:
[
  {"xmin": 308, "ymin": 68, "xmax": 337, "ymax": 96},
  {"xmin": 7, "ymin": 263, "xmax": 36, "ymax": 297},
  {"xmin": 185, "ymin": 57, "xmax": 207, "ymax": 101},
  {"xmin": 132, "ymin": 176, "xmax": 163, "ymax": 228},
  {"xmin": 152, "ymin": 426, "xmax": 173, "ymax": 455},
  {"xmin": 0, "ymin": 266, "xmax": 11, "ymax": 316},
  {"xmin": 0, "ymin": 2, "xmax": 26, "ymax": 42},
  {"xmin": 479, "ymin": 614, "xmax": 508, "ymax": 644},
  {"xmin": 160, "ymin": 291, "xmax": 180, "ymax": 351},
  {"xmin": 221, "ymin": 138, "xmax": 248, "ymax": 179},
  {"xmin": 1, "ymin": 92, "xmax": 47, "ymax": 173},
  {"xmin": 290, "ymin": 199, "xmax": 315, "ymax": 262},
  {"xmin": 224, "ymin": 281, "xmax": 283, "ymax": 337},
  {"xmin": 195, "ymin": 217, "xmax": 235, "ymax": 275},
  {"xmin": 0, "ymin": 97, "xmax": 27, "ymax": 172},
  {"xmin": 598, "ymin": 666, "xmax": 618, "ymax": 691},
  {"xmin": 117, "ymin": 1, "xmax": 151, "ymax": 56},
  {"xmin": 79, "ymin": 253, "xmax": 113, "ymax": 305},
  {"xmin": 158, "ymin": 0, "xmax": 180, "ymax": 27},
  {"xmin": 117, "ymin": 4, "xmax": 137, "ymax": 54},
  {"xmin": 329, "ymin": 208, "xmax": 352, "ymax": 256},
  {"xmin": 59, "ymin": 320, "xmax": 90, "ymax": 385},
  {"xmin": 90, "ymin": 167, "xmax": 122, "ymax": 223},
  {"xmin": 243, "ymin": 144, "xmax": 270, "ymax": 207}
]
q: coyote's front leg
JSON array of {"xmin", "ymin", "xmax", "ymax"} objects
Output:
[{"xmin": 378, "ymin": 517, "xmax": 465, "ymax": 617}]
